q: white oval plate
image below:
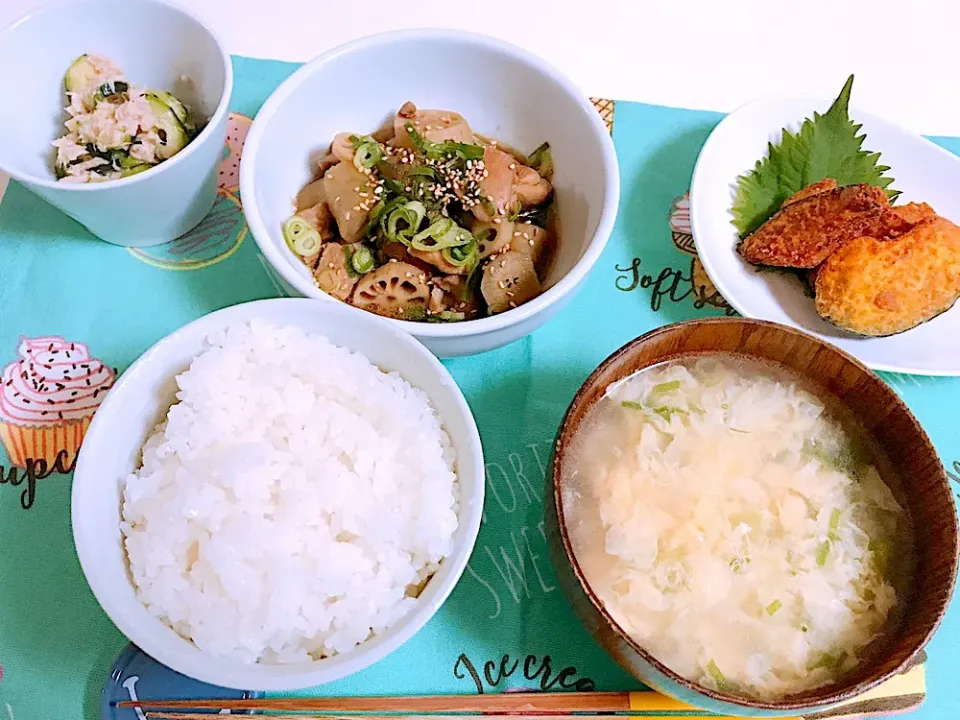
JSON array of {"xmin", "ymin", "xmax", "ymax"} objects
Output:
[{"xmin": 691, "ymin": 97, "xmax": 960, "ymax": 376}]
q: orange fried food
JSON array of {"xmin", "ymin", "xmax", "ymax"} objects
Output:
[
  {"xmin": 892, "ymin": 201, "xmax": 938, "ymax": 225},
  {"xmin": 739, "ymin": 184, "xmax": 908, "ymax": 268},
  {"xmin": 782, "ymin": 178, "xmax": 838, "ymax": 207},
  {"xmin": 814, "ymin": 217, "xmax": 960, "ymax": 336}
]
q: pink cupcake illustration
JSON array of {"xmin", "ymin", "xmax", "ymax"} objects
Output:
[
  {"xmin": 0, "ymin": 336, "xmax": 115, "ymax": 468},
  {"xmin": 669, "ymin": 192, "xmax": 731, "ymax": 312}
]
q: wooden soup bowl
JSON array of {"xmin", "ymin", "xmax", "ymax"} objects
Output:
[{"xmin": 545, "ymin": 318, "xmax": 958, "ymax": 717}]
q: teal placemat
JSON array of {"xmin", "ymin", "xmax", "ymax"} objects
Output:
[{"xmin": 0, "ymin": 56, "xmax": 956, "ymax": 720}]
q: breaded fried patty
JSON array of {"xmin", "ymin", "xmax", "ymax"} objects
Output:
[
  {"xmin": 738, "ymin": 184, "xmax": 909, "ymax": 268},
  {"xmin": 814, "ymin": 217, "xmax": 960, "ymax": 336}
]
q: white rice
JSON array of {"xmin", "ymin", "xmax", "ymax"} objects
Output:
[{"xmin": 121, "ymin": 320, "xmax": 459, "ymax": 664}]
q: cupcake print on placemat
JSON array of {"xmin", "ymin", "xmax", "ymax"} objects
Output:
[
  {"xmin": 669, "ymin": 191, "xmax": 733, "ymax": 312},
  {"xmin": 0, "ymin": 336, "xmax": 114, "ymax": 507},
  {"xmin": 128, "ymin": 113, "xmax": 253, "ymax": 270}
]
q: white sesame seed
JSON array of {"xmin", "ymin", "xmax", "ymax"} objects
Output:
[
  {"xmin": 528, "ymin": 239, "xmax": 535, "ymax": 246},
  {"xmin": 374, "ymin": 186, "xmax": 383, "ymax": 194},
  {"xmin": 513, "ymin": 231, "xmax": 522, "ymax": 237},
  {"xmin": 352, "ymin": 205, "xmax": 361, "ymax": 211},
  {"xmin": 498, "ymin": 281, "xmax": 506, "ymax": 288},
  {"xmin": 353, "ymin": 186, "xmax": 360, "ymax": 192},
  {"xmin": 345, "ymin": 212, "xmax": 352, "ymax": 220},
  {"xmin": 509, "ymin": 163, "xmax": 516, "ymax": 170}
]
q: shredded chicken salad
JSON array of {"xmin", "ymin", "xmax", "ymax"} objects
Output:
[{"xmin": 53, "ymin": 54, "xmax": 199, "ymax": 183}]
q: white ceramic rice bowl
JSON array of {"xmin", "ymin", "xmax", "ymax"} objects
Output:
[
  {"xmin": 240, "ymin": 29, "xmax": 619, "ymax": 357},
  {"xmin": 71, "ymin": 298, "xmax": 484, "ymax": 691}
]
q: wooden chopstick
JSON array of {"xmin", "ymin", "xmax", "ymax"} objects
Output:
[
  {"xmin": 120, "ymin": 691, "xmax": 635, "ymax": 713},
  {"xmin": 144, "ymin": 715, "xmax": 752, "ymax": 720}
]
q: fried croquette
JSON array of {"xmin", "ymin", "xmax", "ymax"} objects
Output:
[
  {"xmin": 738, "ymin": 184, "xmax": 904, "ymax": 268},
  {"xmin": 782, "ymin": 178, "xmax": 838, "ymax": 207},
  {"xmin": 814, "ymin": 216, "xmax": 960, "ymax": 336}
]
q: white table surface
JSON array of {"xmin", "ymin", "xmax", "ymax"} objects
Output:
[{"xmin": 2, "ymin": 0, "xmax": 959, "ymax": 202}]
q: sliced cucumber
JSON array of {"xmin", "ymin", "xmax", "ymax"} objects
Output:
[
  {"xmin": 64, "ymin": 54, "xmax": 99, "ymax": 93},
  {"xmin": 113, "ymin": 151, "xmax": 143, "ymax": 169},
  {"xmin": 144, "ymin": 90, "xmax": 196, "ymax": 137},
  {"xmin": 120, "ymin": 164, "xmax": 151, "ymax": 178},
  {"xmin": 145, "ymin": 95, "xmax": 190, "ymax": 160}
]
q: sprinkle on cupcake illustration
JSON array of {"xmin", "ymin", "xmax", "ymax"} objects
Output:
[
  {"xmin": 0, "ymin": 336, "xmax": 115, "ymax": 471},
  {"xmin": 669, "ymin": 192, "xmax": 732, "ymax": 312},
  {"xmin": 128, "ymin": 112, "xmax": 252, "ymax": 270}
]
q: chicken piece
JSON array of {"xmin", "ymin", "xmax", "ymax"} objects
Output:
[
  {"xmin": 739, "ymin": 184, "xmax": 898, "ymax": 268},
  {"xmin": 814, "ymin": 217, "xmax": 960, "ymax": 336},
  {"xmin": 428, "ymin": 275, "xmax": 482, "ymax": 318},
  {"xmin": 322, "ymin": 161, "xmax": 377, "ymax": 243},
  {"xmin": 473, "ymin": 146, "xmax": 519, "ymax": 221},
  {"xmin": 391, "ymin": 101, "xmax": 474, "ymax": 149},
  {"xmin": 352, "ymin": 261, "xmax": 430, "ymax": 320},
  {"xmin": 331, "ymin": 132, "xmax": 357, "ymax": 164},
  {"xmin": 514, "ymin": 165, "xmax": 552, "ymax": 207},
  {"xmin": 379, "ymin": 240, "xmax": 435, "ymax": 274},
  {"xmin": 782, "ymin": 178, "xmax": 838, "ymax": 208},
  {"xmin": 510, "ymin": 222, "xmax": 552, "ymax": 271},
  {"xmin": 892, "ymin": 202, "xmax": 938, "ymax": 225},
  {"xmin": 313, "ymin": 243, "xmax": 358, "ymax": 301},
  {"xmin": 481, "ymin": 250, "xmax": 541, "ymax": 313},
  {"xmin": 409, "ymin": 247, "xmax": 470, "ymax": 275},
  {"xmin": 472, "ymin": 218, "xmax": 515, "ymax": 259}
]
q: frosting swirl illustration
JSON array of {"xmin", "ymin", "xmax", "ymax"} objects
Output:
[{"xmin": 0, "ymin": 336, "xmax": 114, "ymax": 468}]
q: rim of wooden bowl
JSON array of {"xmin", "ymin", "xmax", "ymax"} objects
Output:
[{"xmin": 551, "ymin": 317, "xmax": 959, "ymax": 711}]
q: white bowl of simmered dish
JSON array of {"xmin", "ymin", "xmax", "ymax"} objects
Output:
[
  {"xmin": 0, "ymin": 0, "xmax": 232, "ymax": 247},
  {"xmin": 546, "ymin": 318, "xmax": 958, "ymax": 717},
  {"xmin": 72, "ymin": 298, "xmax": 485, "ymax": 691},
  {"xmin": 240, "ymin": 29, "xmax": 619, "ymax": 357}
]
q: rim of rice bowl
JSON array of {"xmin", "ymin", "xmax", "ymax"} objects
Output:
[{"xmin": 71, "ymin": 299, "xmax": 484, "ymax": 691}]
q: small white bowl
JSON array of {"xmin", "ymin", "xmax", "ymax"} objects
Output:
[
  {"xmin": 71, "ymin": 298, "xmax": 485, "ymax": 691},
  {"xmin": 0, "ymin": 0, "xmax": 233, "ymax": 247},
  {"xmin": 240, "ymin": 29, "xmax": 619, "ymax": 358}
]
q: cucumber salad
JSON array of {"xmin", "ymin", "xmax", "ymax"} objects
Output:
[{"xmin": 52, "ymin": 54, "xmax": 199, "ymax": 183}]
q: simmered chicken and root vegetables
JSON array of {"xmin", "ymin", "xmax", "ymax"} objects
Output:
[{"xmin": 283, "ymin": 102, "xmax": 556, "ymax": 321}]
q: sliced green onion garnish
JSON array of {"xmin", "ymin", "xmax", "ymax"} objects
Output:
[
  {"xmin": 406, "ymin": 166, "xmax": 437, "ymax": 178},
  {"xmin": 352, "ymin": 136, "xmax": 383, "ymax": 170},
  {"xmin": 828, "ymin": 508, "xmax": 841, "ymax": 541},
  {"xmin": 652, "ymin": 380, "xmax": 681, "ymax": 394},
  {"xmin": 404, "ymin": 122, "xmax": 484, "ymax": 161},
  {"xmin": 430, "ymin": 311, "xmax": 466, "ymax": 322},
  {"xmin": 621, "ymin": 401, "xmax": 644, "ymax": 411},
  {"xmin": 385, "ymin": 201, "xmax": 427, "ymax": 243},
  {"xmin": 350, "ymin": 245, "xmax": 375, "ymax": 274},
  {"xmin": 411, "ymin": 218, "xmax": 474, "ymax": 252},
  {"xmin": 283, "ymin": 216, "xmax": 321, "ymax": 256},
  {"xmin": 528, "ymin": 142, "xmax": 553, "ymax": 177},
  {"xmin": 441, "ymin": 240, "xmax": 478, "ymax": 268},
  {"xmin": 766, "ymin": 600, "xmax": 782, "ymax": 615},
  {"xmin": 816, "ymin": 541, "xmax": 830, "ymax": 567}
]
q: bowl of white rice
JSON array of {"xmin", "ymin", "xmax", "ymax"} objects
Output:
[
  {"xmin": 546, "ymin": 318, "xmax": 958, "ymax": 717},
  {"xmin": 71, "ymin": 298, "xmax": 484, "ymax": 691}
]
